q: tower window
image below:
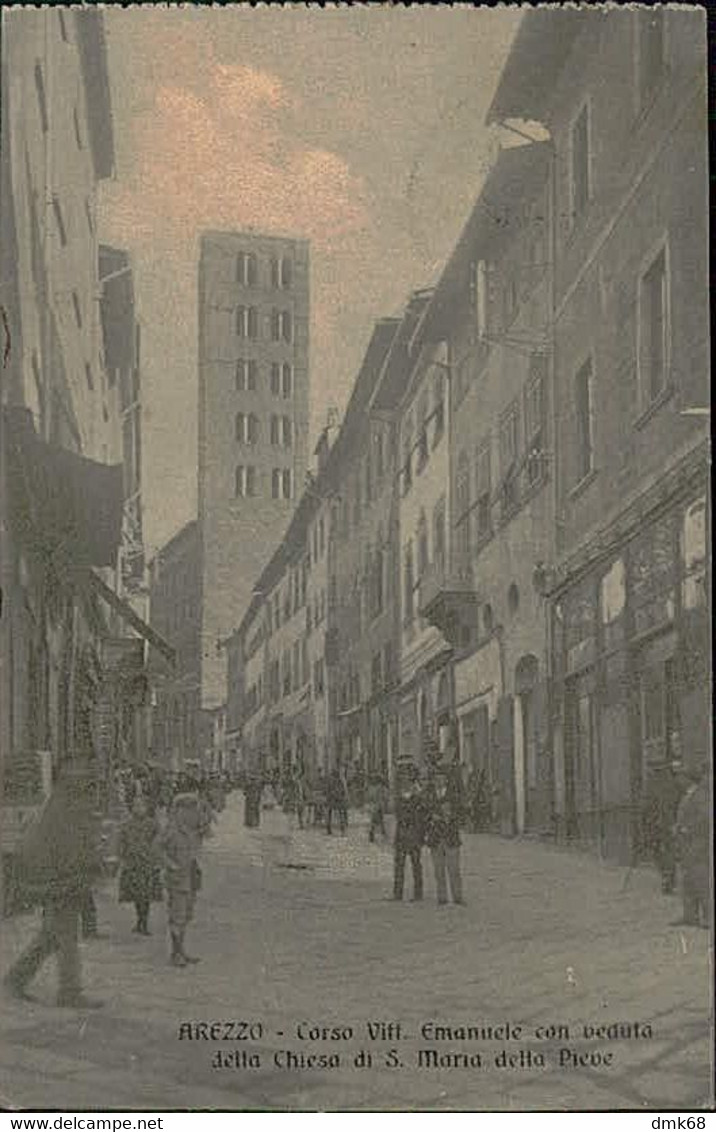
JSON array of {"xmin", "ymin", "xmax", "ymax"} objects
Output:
[{"xmin": 236, "ymin": 306, "xmax": 258, "ymax": 339}]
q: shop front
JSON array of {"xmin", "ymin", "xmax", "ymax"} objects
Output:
[{"xmin": 552, "ymin": 480, "xmax": 710, "ymax": 863}]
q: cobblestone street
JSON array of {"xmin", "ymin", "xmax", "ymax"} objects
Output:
[{"xmin": 0, "ymin": 793, "xmax": 712, "ymax": 1111}]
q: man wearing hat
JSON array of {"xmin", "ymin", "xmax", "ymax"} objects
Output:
[
  {"xmin": 3, "ymin": 760, "xmax": 104, "ymax": 1008},
  {"xmin": 425, "ymin": 767, "xmax": 465, "ymax": 905},
  {"xmin": 392, "ymin": 763, "xmax": 426, "ymax": 901}
]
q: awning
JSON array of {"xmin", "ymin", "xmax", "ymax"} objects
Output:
[
  {"xmin": 89, "ymin": 570, "xmax": 175, "ymax": 667},
  {"xmin": 6, "ymin": 407, "xmax": 123, "ymax": 569}
]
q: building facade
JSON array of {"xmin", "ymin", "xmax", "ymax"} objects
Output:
[
  {"xmin": 197, "ymin": 231, "xmax": 310, "ymax": 742},
  {"xmin": 0, "ymin": 9, "xmax": 168, "ymax": 909},
  {"xmin": 325, "ymin": 320, "xmax": 401, "ymax": 779},
  {"xmin": 368, "ymin": 294, "xmax": 454, "ymax": 769},
  {"xmin": 411, "ymin": 142, "xmax": 556, "ymax": 835},
  {"xmin": 488, "ymin": 7, "xmax": 710, "ymax": 860},
  {"xmin": 148, "ymin": 521, "xmax": 201, "ymax": 773}
]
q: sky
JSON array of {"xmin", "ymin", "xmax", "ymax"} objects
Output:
[{"xmin": 98, "ymin": 7, "xmax": 521, "ymax": 556}]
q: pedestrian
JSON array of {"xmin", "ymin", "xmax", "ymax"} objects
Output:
[
  {"xmin": 673, "ymin": 766, "xmax": 710, "ymax": 927},
  {"xmin": 244, "ymin": 770, "xmax": 263, "ymax": 828},
  {"xmin": 160, "ymin": 793, "xmax": 203, "ymax": 967},
  {"xmin": 392, "ymin": 764, "xmax": 426, "ymax": 902},
  {"xmin": 425, "ymin": 768, "xmax": 465, "ymax": 906},
  {"xmin": 3, "ymin": 760, "xmax": 104, "ymax": 1009},
  {"xmin": 641, "ymin": 759, "xmax": 686, "ymax": 893},
  {"xmin": 367, "ymin": 775, "xmax": 388, "ymax": 842},
  {"xmin": 326, "ymin": 764, "xmax": 349, "ymax": 835},
  {"xmin": 118, "ymin": 797, "xmax": 162, "ymax": 935}
]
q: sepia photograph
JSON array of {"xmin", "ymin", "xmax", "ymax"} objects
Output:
[{"xmin": 0, "ymin": 2, "xmax": 712, "ymax": 1114}]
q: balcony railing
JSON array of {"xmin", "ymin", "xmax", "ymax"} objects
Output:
[{"xmin": 418, "ymin": 557, "xmax": 479, "ymax": 641}]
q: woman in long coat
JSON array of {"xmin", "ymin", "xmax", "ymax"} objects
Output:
[{"xmin": 118, "ymin": 797, "xmax": 162, "ymax": 935}]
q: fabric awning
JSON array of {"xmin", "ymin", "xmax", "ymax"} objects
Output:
[
  {"xmin": 6, "ymin": 407, "xmax": 123, "ymax": 568},
  {"xmin": 89, "ymin": 571, "xmax": 175, "ymax": 667}
]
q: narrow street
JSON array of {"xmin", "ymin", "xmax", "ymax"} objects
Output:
[{"xmin": 0, "ymin": 793, "xmax": 711, "ymax": 1111}]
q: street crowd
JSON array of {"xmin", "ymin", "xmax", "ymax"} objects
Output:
[{"xmin": 2, "ymin": 740, "xmax": 710, "ymax": 1013}]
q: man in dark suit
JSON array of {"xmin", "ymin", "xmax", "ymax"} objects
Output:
[{"xmin": 392, "ymin": 764, "xmax": 426, "ymax": 901}]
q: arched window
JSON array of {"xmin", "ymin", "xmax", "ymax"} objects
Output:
[
  {"xmin": 247, "ymin": 413, "xmax": 259, "ymax": 444},
  {"xmin": 235, "ymin": 411, "xmax": 246, "ymax": 442}
]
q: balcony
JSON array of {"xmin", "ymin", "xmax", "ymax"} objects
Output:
[{"xmin": 418, "ymin": 558, "xmax": 480, "ymax": 643}]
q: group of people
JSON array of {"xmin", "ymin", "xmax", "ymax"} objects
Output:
[
  {"xmin": 241, "ymin": 761, "xmax": 357, "ymax": 836},
  {"xmin": 3, "ymin": 762, "xmax": 226, "ymax": 1009},
  {"xmin": 391, "ymin": 761, "xmax": 465, "ymax": 906}
]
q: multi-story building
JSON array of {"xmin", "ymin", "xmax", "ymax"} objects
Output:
[
  {"xmin": 99, "ymin": 245, "xmax": 144, "ymax": 600},
  {"xmin": 325, "ymin": 319, "xmax": 400, "ymax": 778},
  {"xmin": 228, "ymin": 490, "xmax": 315, "ymax": 780},
  {"xmin": 148, "ymin": 521, "xmax": 201, "ymax": 773},
  {"xmin": 304, "ymin": 430, "xmax": 332, "ymax": 772},
  {"xmin": 411, "ymin": 141, "xmax": 556, "ymax": 835},
  {"xmin": 370, "ymin": 292, "xmax": 454, "ymax": 768},
  {"xmin": 488, "ymin": 7, "xmax": 710, "ymax": 860},
  {"xmin": 197, "ymin": 231, "xmax": 310, "ymax": 755},
  {"xmin": 0, "ymin": 10, "xmax": 170, "ymax": 907}
]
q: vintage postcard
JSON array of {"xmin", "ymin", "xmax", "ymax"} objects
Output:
[{"xmin": 0, "ymin": 2, "xmax": 712, "ymax": 1115}]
